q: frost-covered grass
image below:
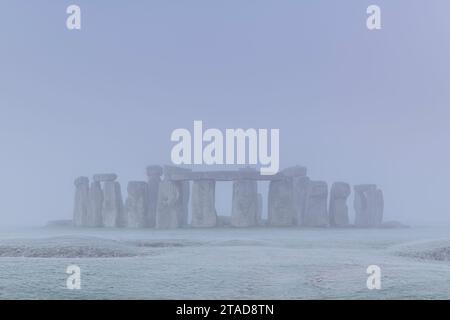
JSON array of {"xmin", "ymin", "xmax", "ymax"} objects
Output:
[
  {"xmin": 0, "ymin": 237, "xmax": 138, "ymax": 258},
  {"xmin": 0, "ymin": 226, "xmax": 450, "ymax": 299}
]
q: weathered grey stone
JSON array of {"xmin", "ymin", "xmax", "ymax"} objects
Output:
[
  {"xmin": 168, "ymin": 171, "xmax": 285, "ymax": 181},
  {"xmin": 257, "ymin": 193, "xmax": 263, "ymax": 225},
  {"xmin": 93, "ymin": 173, "xmax": 118, "ymax": 182},
  {"xmin": 147, "ymin": 179, "xmax": 160, "ymax": 228},
  {"xmin": 73, "ymin": 177, "xmax": 89, "ymax": 227},
  {"xmin": 354, "ymin": 184, "xmax": 372, "ymax": 227},
  {"xmin": 281, "ymin": 166, "xmax": 307, "ymax": 177},
  {"xmin": 163, "ymin": 165, "xmax": 192, "ymax": 179},
  {"xmin": 354, "ymin": 184, "xmax": 381, "ymax": 227},
  {"xmin": 125, "ymin": 181, "xmax": 149, "ymax": 228},
  {"xmin": 146, "ymin": 165, "xmax": 163, "ymax": 177},
  {"xmin": 147, "ymin": 178, "xmax": 161, "ymax": 228},
  {"xmin": 268, "ymin": 179, "xmax": 295, "ymax": 226},
  {"xmin": 178, "ymin": 181, "xmax": 190, "ymax": 227},
  {"xmin": 292, "ymin": 176, "xmax": 310, "ymax": 226},
  {"xmin": 74, "ymin": 176, "xmax": 89, "ymax": 187},
  {"xmin": 374, "ymin": 189, "xmax": 384, "ymax": 225},
  {"xmin": 303, "ymin": 181, "xmax": 329, "ymax": 227},
  {"xmin": 102, "ymin": 181, "xmax": 124, "ymax": 227},
  {"xmin": 87, "ymin": 181, "xmax": 103, "ymax": 227},
  {"xmin": 191, "ymin": 180, "xmax": 217, "ymax": 227},
  {"xmin": 146, "ymin": 165, "xmax": 163, "ymax": 228},
  {"xmin": 329, "ymin": 182, "xmax": 351, "ymax": 227},
  {"xmin": 231, "ymin": 180, "xmax": 258, "ymax": 227},
  {"xmin": 155, "ymin": 180, "xmax": 182, "ymax": 229},
  {"xmin": 163, "ymin": 166, "xmax": 191, "ymax": 226}
]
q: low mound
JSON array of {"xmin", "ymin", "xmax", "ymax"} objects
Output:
[
  {"xmin": 131, "ymin": 240, "xmax": 203, "ymax": 248},
  {"xmin": 0, "ymin": 236, "xmax": 138, "ymax": 258},
  {"xmin": 395, "ymin": 239, "xmax": 450, "ymax": 262},
  {"xmin": 399, "ymin": 247, "xmax": 450, "ymax": 261}
]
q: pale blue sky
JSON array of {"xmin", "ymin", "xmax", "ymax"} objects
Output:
[{"xmin": 1, "ymin": 1, "xmax": 450, "ymax": 225}]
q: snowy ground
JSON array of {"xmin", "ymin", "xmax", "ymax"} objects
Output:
[{"xmin": 0, "ymin": 226, "xmax": 450, "ymax": 299}]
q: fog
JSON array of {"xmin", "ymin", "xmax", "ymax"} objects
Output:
[{"xmin": 1, "ymin": 0, "xmax": 450, "ymax": 226}]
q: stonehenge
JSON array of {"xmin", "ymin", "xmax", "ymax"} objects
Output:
[
  {"xmin": 292, "ymin": 176, "xmax": 310, "ymax": 226},
  {"xmin": 155, "ymin": 179, "xmax": 183, "ymax": 229},
  {"xmin": 73, "ymin": 174, "xmax": 124, "ymax": 228},
  {"xmin": 268, "ymin": 179, "xmax": 295, "ymax": 226},
  {"xmin": 354, "ymin": 184, "xmax": 384, "ymax": 227},
  {"xmin": 303, "ymin": 181, "xmax": 329, "ymax": 227},
  {"xmin": 191, "ymin": 180, "xmax": 217, "ymax": 227},
  {"xmin": 231, "ymin": 179, "xmax": 258, "ymax": 227},
  {"xmin": 281, "ymin": 166, "xmax": 308, "ymax": 226},
  {"xmin": 93, "ymin": 174, "xmax": 118, "ymax": 182},
  {"xmin": 73, "ymin": 177, "xmax": 89, "ymax": 227},
  {"xmin": 329, "ymin": 182, "xmax": 351, "ymax": 227},
  {"xmin": 230, "ymin": 168, "xmax": 258, "ymax": 227},
  {"xmin": 125, "ymin": 181, "xmax": 149, "ymax": 228},
  {"xmin": 146, "ymin": 165, "xmax": 162, "ymax": 228},
  {"xmin": 73, "ymin": 165, "xmax": 386, "ymax": 229},
  {"xmin": 162, "ymin": 166, "xmax": 191, "ymax": 227},
  {"xmin": 87, "ymin": 181, "xmax": 103, "ymax": 227},
  {"xmin": 180, "ymin": 181, "xmax": 191, "ymax": 227},
  {"xmin": 374, "ymin": 189, "xmax": 384, "ymax": 225},
  {"xmin": 102, "ymin": 179, "xmax": 124, "ymax": 227}
]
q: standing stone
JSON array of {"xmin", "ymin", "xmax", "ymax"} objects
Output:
[
  {"xmin": 87, "ymin": 181, "xmax": 103, "ymax": 227},
  {"xmin": 191, "ymin": 180, "xmax": 217, "ymax": 227},
  {"xmin": 147, "ymin": 165, "xmax": 163, "ymax": 228},
  {"xmin": 257, "ymin": 193, "xmax": 263, "ymax": 225},
  {"xmin": 125, "ymin": 181, "xmax": 149, "ymax": 228},
  {"xmin": 163, "ymin": 166, "xmax": 191, "ymax": 227},
  {"xmin": 292, "ymin": 177, "xmax": 310, "ymax": 226},
  {"xmin": 329, "ymin": 182, "xmax": 351, "ymax": 227},
  {"xmin": 179, "ymin": 181, "xmax": 190, "ymax": 227},
  {"xmin": 268, "ymin": 179, "xmax": 295, "ymax": 226},
  {"xmin": 354, "ymin": 185, "xmax": 372, "ymax": 227},
  {"xmin": 231, "ymin": 180, "xmax": 258, "ymax": 227},
  {"xmin": 303, "ymin": 181, "xmax": 329, "ymax": 227},
  {"xmin": 281, "ymin": 166, "xmax": 308, "ymax": 226},
  {"xmin": 155, "ymin": 179, "xmax": 182, "ymax": 229},
  {"xmin": 73, "ymin": 177, "xmax": 89, "ymax": 227},
  {"xmin": 354, "ymin": 184, "xmax": 381, "ymax": 227},
  {"xmin": 374, "ymin": 189, "xmax": 384, "ymax": 226},
  {"xmin": 102, "ymin": 180, "xmax": 125, "ymax": 228}
]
